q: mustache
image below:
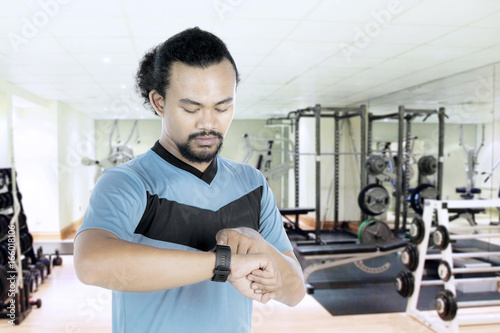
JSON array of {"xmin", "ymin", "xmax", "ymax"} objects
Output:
[{"xmin": 188, "ymin": 131, "xmax": 223, "ymax": 141}]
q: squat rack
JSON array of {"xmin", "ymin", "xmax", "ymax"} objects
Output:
[
  {"xmin": 268, "ymin": 104, "xmax": 368, "ymax": 244},
  {"xmin": 368, "ymin": 106, "xmax": 446, "ymax": 235}
]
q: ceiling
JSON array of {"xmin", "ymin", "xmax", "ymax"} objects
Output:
[{"xmin": 1, "ymin": 0, "xmax": 500, "ymax": 122}]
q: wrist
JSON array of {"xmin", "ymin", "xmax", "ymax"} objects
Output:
[{"xmin": 211, "ymin": 244, "xmax": 231, "ymax": 282}]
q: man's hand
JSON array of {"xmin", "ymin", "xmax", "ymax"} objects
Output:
[
  {"xmin": 215, "ymin": 227, "xmax": 265, "ymax": 254},
  {"xmin": 216, "ymin": 228, "xmax": 282, "ymax": 299},
  {"xmin": 228, "ymin": 253, "xmax": 278, "ymax": 304}
]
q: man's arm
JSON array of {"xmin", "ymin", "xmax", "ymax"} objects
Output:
[
  {"xmin": 216, "ymin": 228, "xmax": 306, "ymax": 307},
  {"xmin": 74, "ymin": 228, "xmax": 277, "ymax": 304}
]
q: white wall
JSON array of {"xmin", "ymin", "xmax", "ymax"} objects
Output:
[
  {"xmin": 0, "ymin": 92, "xmax": 12, "ymax": 168},
  {"xmin": 6, "ymin": 92, "xmax": 95, "ymax": 235},
  {"xmin": 57, "ymin": 101, "xmax": 95, "ymax": 230},
  {"xmin": 13, "ymin": 104, "xmax": 60, "ymax": 233}
]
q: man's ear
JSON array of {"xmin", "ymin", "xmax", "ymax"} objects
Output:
[{"xmin": 149, "ymin": 90, "xmax": 165, "ymax": 116}]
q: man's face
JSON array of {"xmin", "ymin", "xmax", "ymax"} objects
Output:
[{"xmin": 160, "ymin": 59, "xmax": 236, "ymax": 164}]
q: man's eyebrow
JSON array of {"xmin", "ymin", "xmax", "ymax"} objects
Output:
[
  {"xmin": 179, "ymin": 98, "xmax": 202, "ymax": 106},
  {"xmin": 178, "ymin": 97, "xmax": 233, "ymax": 106}
]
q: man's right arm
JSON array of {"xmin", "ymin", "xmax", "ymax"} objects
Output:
[{"xmin": 73, "ymin": 228, "xmax": 275, "ymax": 303}]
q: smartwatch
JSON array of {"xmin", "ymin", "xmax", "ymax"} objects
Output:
[{"xmin": 211, "ymin": 244, "xmax": 231, "ymax": 282}]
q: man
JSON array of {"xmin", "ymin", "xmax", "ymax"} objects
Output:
[{"xmin": 74, "ymin": 27, "xmax": 305, "ymax": 333}]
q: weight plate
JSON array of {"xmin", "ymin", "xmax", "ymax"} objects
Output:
[
  {"xmin": 438, "ymin": 260, "xmax": 452, "ymax": 282},
  {"xmin": 410, "ymin": 184, "xmax": 438, "ymax": 215},
  {"xmin": 359, "ymin": 219, "xmax": 392, "ymax": 244},
  {"xmin": 433, "ymin": 225, "xmax": 450, "ymax": 250},
  {"xmin": 367, "ymin": 155, "xmax": 387, "ymax": 175},
  {"xmin": 418, "ymin": 155, "xmax": 437, "ymax": 176},
  {"xmin": 409, "ymin": 216, "xmax": 425, "ymax": 244},
  {"xmin": 401, "ymin": 244, "xmax": 419, "ymax": 271},
  {"xmin": 435, "ymin": 290, "xmax": 457, "ymax": 321},
  {"xmin": 358, "ymin": 184, "xmax": 391, "ymax": 216},
  {"xmin": 396, "ymin": 270, "xmax": 414, "ymax": 298},
  {"xmin": 0, "ymin": 265, "xmax": 8, "ymax": 301}
]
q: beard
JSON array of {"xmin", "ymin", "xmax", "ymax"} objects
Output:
[{"xmin": 175, "ymin": 130, "xmax": 224, "ymax": 164}]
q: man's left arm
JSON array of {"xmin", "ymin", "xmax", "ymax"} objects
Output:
[{"xmin": 216, "ymin": 228, "xmax": 306, "ymax": 307}]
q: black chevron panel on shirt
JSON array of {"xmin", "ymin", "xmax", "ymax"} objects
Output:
[{"xmin": 134, "ymin": 186, "xmax": 262, "ymax": 251}]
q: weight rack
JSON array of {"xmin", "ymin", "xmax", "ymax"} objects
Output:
[
  {"xmin": 403, "ymin": 199, "xmax": 500, "ymax": 333},
  {"xmin": 0, "ymin": 168, "xmax": 54, "ymax": 324}
]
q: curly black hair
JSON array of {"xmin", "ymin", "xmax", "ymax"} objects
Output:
[{"xmin": 135, "ymin": 27, "xmax": 240, "ymax": 115}]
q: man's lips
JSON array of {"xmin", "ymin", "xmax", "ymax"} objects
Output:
[{"xmin": 194, "ymin": 136, "xmax": 217, "ymax": 146}]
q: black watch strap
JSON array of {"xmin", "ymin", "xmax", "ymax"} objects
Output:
[{"xmin": 211, "ymin": 244, "xmax": 231, "ymax": 282}]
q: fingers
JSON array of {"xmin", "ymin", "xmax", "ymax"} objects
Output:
[
  {"xmin": 215, "ymin": 229, "xmax": 228, "ymax": 245},
  {"xmin": 215, "ymin": 228, "xmax": 257, "ymax": 254},
  {"xmin": 247, "ymin": 269, "xmax": 282, "ymax": 294}
]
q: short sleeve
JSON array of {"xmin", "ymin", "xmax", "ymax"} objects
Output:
[
  {"xmin": 257, "ymin": 172, "xmax": 293, "ymax": 253},
  {"xmin": 76, "ymin": 167, "xmax": 147, "ymax": 241}
]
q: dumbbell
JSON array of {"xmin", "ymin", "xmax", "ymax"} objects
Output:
[
  {"xmin": 0, "ymin": 192, "xmax": 13, "ymax": 209},
  {"xmin": 0, "ymin": 264, "xmax": 9, "ymax": 301},
  {"xmin": 408, "ymin": 216, "xmax": 425, "ymax": 244},
  {"xmin": 27, "ymin": 265, "xmax": 42, "ymax": 290},
  {"xmin": 435, "ymin": 290, "xmax": 457, "ymax": 321},
  {"xmin": 52, "ymin": 249, "xmax": 63, "ymax": 266},
  {"xmin": 343, "ymin": 219, "xmax": 392, "ymax": 244},
  {"xmin": 432, "ymin": 225, "xmax": 500, "ymax": 250},
  {"xmin": 0, "ymin": 241, "xmax": 9, "ymax": 266},
  {"xmin": 0, "ymin": 215, "xmax": 10, "ymax": 239},
  {"xmin": 19, "ymin": 230, "xmax": 33, "ymax": 254},
  {"xmin": 401, "ymin": 244, "xmax": 419, "ymax": 271},
  {"xmin": 395, "ymin": 270, "xmax": 414, "ymax": 298}
]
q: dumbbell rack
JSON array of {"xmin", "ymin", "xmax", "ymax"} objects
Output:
[
  {"xmin": 405, "ymin": 199, "xmax": 500, "ymax": 333},
  {"xmin": 0, "ymin": 168, "xmax": 53, "ymax": 324}
]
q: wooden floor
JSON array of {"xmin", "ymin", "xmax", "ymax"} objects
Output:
[{"xmin": 1, "ymin": 255, "xmax": 499, "ymax": 332}]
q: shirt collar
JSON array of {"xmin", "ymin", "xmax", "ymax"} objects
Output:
[{"xmin": 151, "ymin": 140, "xmax": 217, "ymax": 185}]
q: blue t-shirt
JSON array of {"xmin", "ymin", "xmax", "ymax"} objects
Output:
[{"xmin": 77, "ymin": 141, "xmax": 292, "ymax": 333}]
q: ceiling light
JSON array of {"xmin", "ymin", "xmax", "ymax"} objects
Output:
[{"xmin": 102, "ymin": 57, "xmax": 111, "ymax": 63}]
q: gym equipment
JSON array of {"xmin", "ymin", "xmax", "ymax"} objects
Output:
[
  {"xmin": 395, "ymin": 270, "xmax": 414, "ymax": 298},
  {"xmin": 456, "ymin": 124, "xmax": 484, "ymax": 199},
  {"xmin": 241, "ymin": 133, "xmax": 295, "ymax": 181},
  {"xmin": 409, "ymin": 216, "xmax": 425, "ymax": 244},
  {"xmin": 418, "ymin": 155, "xmax": 437, "ymax": 176},
  {"xmin": 0, "ymin": 264, "xmax": 8, "ymax": 301},
  {"xmin": 435, "ymin": 289, "xmax": 458, "ymax": 321},
  {"xmin": 432, "ymin": 224, "xmax": 500, "ymax": 251},
  {"xmin": 52, "ymin": 249, "xmax": 63, "ymax": 266},
  {"xmin": 368, "ymin": 107, "xmax": 446, "ymax": 235},
  {"xmin": 0, "ymin": 192, "xmax": 13, "ymax": 210},
  {"xmin": 401, "ymin": 244, "xmax": 419, "ymax": 271},
  {"xmin": 0, "ymin": 168, "xmax": 53, "ymax": 324},
  {"xmin": 366, "ymin": 155, "xmax": 387, "ymax": 175},
  {"xmin": 357, "ymin": 184, "xmax": 390, "ymax": 216},
  {"xmin": 398, "ymin": 198, "xmax": 500, "ymax": 333},
  {"xmin": 343, "ymin": 219, "xmax": 392, "ymax": 244},
  {"xmin": 280, "ymin": 207, "xmax": 315, "ymax": 240},
  {"xmin": 270, "ymin": 104, "xmax": 368, "ymax": 242},
  {"xmin": 410, "ymin": 184, "xmax": 439, "ymax": 215},
  {"xmin": 81, "ymin": 119, "xmax": 139, "ymax": 183}
]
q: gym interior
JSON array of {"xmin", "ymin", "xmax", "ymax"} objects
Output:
[{"xmin": 1, "ymin": 1, "xmax": 500, "ymax": 332}]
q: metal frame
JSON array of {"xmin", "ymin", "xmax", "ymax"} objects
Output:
[
  {"xmin": 407, "ymin": 199, "xmax": 500, "ymax": 333},
  {"xmin": 288, "ymin": 105, "xmax": 368, "ymax": 243},
  {"xmin": 368, "ymin": 107, "xmax": 445, "ymax": 235}
]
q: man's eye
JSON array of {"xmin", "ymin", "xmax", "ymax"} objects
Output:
[
  {"xmin": 216, "ymin": 107, "xmax": 230, "ymax": 113},
  {"xmin": 183, "ymin": 108, "xmax": 198, "ymax": 113}
]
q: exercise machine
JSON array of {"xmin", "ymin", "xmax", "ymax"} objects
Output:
[{"xmin": 81, "ymin": 119, "xmax": 140, "ymax": 182}]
